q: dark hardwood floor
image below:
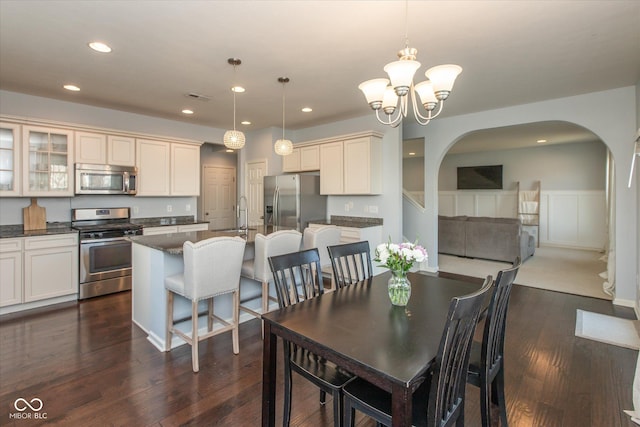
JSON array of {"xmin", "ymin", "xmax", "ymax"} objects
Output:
[{"xmin": 0, "ymin": 275, "xmax": 637, "ymax": 426}]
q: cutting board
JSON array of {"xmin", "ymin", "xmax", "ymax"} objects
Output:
[{"xmin": 23, "ymin": 198, "xmax": 46, "ymax": 231}]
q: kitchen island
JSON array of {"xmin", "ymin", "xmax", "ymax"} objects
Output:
[{"xmin": 129, "ymin": 225, "xmax": 291, "ymax": 351}]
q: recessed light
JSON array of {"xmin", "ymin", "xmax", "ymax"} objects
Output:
[
  {"xmin": 225, "ymin": 149, "xmax": 234, "ymax": 153},
  {"xmin": 537, "ymin": 139, "xmax": 547, "ymax": 143},
  {"xmin": 231, "ymin": 86, "xmax": 245, "ymax": 93},
  {"xmin": 182, "ymin": 109, "xmax": 194, "ymax": 115},
  {"xmin": 301, "ymin": 107, "xmax": 313, "ymax": 113},
  {"xmin": 241, "ymin": 121, "xmax": 251, "ymax": 125},
  {"xmin": 63, "ymin": 84, "xmax": 80, "ymax": 91},
  {"xmin": 409, "ymin": 152, "xmax": 416, "ymax": 156},
  {"xmin": 88, "ymin": 41, "xmax": 112, "ymax": 53}
]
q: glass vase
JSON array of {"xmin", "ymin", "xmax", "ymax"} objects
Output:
[{"xmin": 388, "ymin": 271, "xmax": 411, "ymax": 306}]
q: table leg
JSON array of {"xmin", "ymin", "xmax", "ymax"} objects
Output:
[
  {"xmin": 262, "ymin": 321, "xmax": 277, "ymax": 427},
  {"xmin": 391, "ymin": 383, "xmax": 412, "ymax": 427}
]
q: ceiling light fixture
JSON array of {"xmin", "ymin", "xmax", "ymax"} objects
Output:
[
  {"xmin": 537, "ymin": 139, "xmax": 547, "ymax": 143},
  {"xmin": 88, "ymin": 41, "xmax": 112, "ymax": 53},
  {"xmin": 182, "ymin": 109, "xmax": 194, "ymax": 115},
  {"xmin": 301, "ymin": 107, "xmax": 312, "ymax": 113},
  {"xmin": 63, "ymin": 84, "xmax": 80, "ymax": 91},
  {"xmin": 223, "ymin": 58, "xmax": 245, "ymax": 150},
  {"xmin": 358, "ymin": 0, "xmax": 462, "ymax": 128},
  {"xmin": 241, "ymin": 120, "xmax": 251, "ymax": 125},
  {"xmin": 274, "ymin": 77, "xmax": 293, "ymax": 156}
]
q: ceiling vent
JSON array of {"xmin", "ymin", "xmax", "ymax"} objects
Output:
[{"xmin": 185, "ymin": 92, "xmax": 211, "ymax": 102}]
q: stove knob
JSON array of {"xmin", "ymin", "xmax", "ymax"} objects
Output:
[
  {"xmin": 89, "ymin": 232, "xmax": 96, "ymax": 239},
  {"xmin": 98, "ymin": 232, "xmax": 104, "ymax": 239}
]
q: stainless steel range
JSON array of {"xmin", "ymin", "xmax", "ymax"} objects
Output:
[{"xmin": 72, "ymin": 207, "xmax": 143, "ymax": 299}]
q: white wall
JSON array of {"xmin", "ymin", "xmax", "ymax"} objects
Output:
[
  {"xmin": 404, "ymin": 86, "xmax": 637, "ymax": 306},
  {"xmin": 439, "ymin": 140, "xmax": 607, "ymax": 191}
]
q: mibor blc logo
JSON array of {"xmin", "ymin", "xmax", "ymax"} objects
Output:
[{"xmin": 9, "ymin": 397, "xmax": 47, "ymax": 420}]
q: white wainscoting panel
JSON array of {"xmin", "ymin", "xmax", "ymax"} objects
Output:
[{"xmin": 438, "ymin": 190, "xmax": 605, "ymax": 250}]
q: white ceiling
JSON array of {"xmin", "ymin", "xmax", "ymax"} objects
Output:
[{"xmin": 1, "ymin": 0, "xmax": 639, "ymax": 136}]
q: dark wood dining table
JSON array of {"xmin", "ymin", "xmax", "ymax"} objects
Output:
[{"xmin": 261, "ymin": 271, "xmax": 482, "ymax": 427}]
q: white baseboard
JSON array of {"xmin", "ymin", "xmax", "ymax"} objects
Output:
[{"xmin": 613, "ymin": 297, "xmax": 636, "ymax": 308}]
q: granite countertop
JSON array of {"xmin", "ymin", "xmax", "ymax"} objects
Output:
[
  {"xmin": 310, "ymin": 215, "xmax": 383, "ymax": 228},
  {"xmin": 0, "ymin": 223, "xmax": 76, "ymax": 239},
  {"xmin": 131, "ymin": 215, "xmax": 208, "ymax": 227},
  {"xmin": 128, "ymin": 225, "xmax": 295, "ymax": 255}
]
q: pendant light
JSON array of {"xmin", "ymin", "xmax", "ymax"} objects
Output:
[
  {"xmin": 274, "ymin": 77, "xmax": 293, "ymax": 156},
  {"xmin": 223, "ymin": 58, "xmax": 245, "ymax": 150}
]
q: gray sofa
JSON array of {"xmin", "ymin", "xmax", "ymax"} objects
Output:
[{"xmin": 438, "ymin": 215, "xmax": 535, "ymax": 263}]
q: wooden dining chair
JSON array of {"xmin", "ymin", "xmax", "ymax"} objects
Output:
[
  {"xmin": 164, "ymin": 236, "xmax": 246, "ymax": 373},
  {"xmin": 268, "ymin": 248, "xmax": 355, "ymax": 427},
  {"xmin": 342, "ymin": 275, "xmax": 493, "ymax": 427},
  {"xmin": 467, "ymin": 256, "xmax": 521, "ymax": 427},
  {"xmin": 327, "ymin": 241, "xmax": 374, "ymax": 288}
]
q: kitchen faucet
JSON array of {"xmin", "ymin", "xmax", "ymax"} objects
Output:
[{"xmin": 237, "ymin": 195, "xmax": 249, "ymax": 231}]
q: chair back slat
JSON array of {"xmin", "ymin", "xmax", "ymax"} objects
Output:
[
  {"xmin": 483, "ymin": 256, "xmax": 521, "ymax": 376},
  {"xmin": 429, "ymin": 275, "xmax": 493, "ymax": 427},
  {"xmin": 327, "ymin": 241, "xmax": 373, "ymax": 288},
  {"xmin": 268, "ymin": 248, "xmax": 324, "ymax": 309}
]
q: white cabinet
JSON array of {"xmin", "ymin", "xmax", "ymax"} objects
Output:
[
  {"xmin": 136, "ymin": 139, "xmax": 200, "ymax": 196},
  {"xmin": 0, "ymin": 238, "xmax": 23, "ymax": 307},
  {"xmin": 320, "ymin": 141, "xmax": 344, "ymax": 194},
  {"xmin": 319, "ymin": 135, "xmax": 381, "ymax": 195},
  {"xmin": 282, "ymin": 145, "xmax": 320, "ymax": 172},
  {"xmin": 0, "ymin": 233, "xmax": 78, "ymax": 310},
  {"xmin": 0, "ymin": 122, "xmax": 21, "ymax": 196},
  {"xmin": 177, "ymin": 223, "xmax": 208, "ymax": 232},
  {"xmin": 23, "ymin": 234, "xmax": 78, "ymax": 302},
  {"xmin": 22, "ymin": 125, "xmax": 74, "ymax": 196},
  {"xmin": 75, "ymin": 132, "xmax": 136, "ymax": 166},
  {"xmin": 136, "ymin": 139, "xmax": 170, "ymax": 196},
  {"xmin": 171, "ymin": 143, "xmax": 200, "ymax": 196}
]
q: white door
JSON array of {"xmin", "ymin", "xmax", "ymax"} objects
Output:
[
  {"xmin": 202, "ymin": 165, "xmax": 236, "ymax": 230},
  {"xmin": 246, "ymin": 160, "xmax": 267, "ymax": 227}
]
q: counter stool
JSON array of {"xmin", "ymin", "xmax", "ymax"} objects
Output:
[
  {"xmin": 302, "ymin": 225, "xmax": 342, "ymax": 291},
  {"xmin": 239, "ymin": 230, "xmax": 302, "ymax": 322},
  {"xmin": 164, "ymin": 236, "xmax": 246, "ymax": 373}
]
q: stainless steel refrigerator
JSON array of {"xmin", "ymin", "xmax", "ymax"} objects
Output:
[{"xmin": 264, "ymin": 174, "xmax": 327, "ymax": 231}]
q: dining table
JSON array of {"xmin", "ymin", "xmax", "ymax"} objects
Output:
[{"xmin": 261, "ymin": 271, "xmax": 483, "ymax": 427}]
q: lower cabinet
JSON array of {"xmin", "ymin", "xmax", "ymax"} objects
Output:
[
  {"xmin": 142, "ymin": 223, "xmax": 208, "ymax": 235},
  {"xmin": 0, "ymin": 233, "xmax": 78, "ymax": 310},
  {"xmin": 308, "ymin": 223, "xmax": 383, "ymax": 258},
  {"xmin": 0, "ymin": 238, "xmax": 23, "ymax": 307}
]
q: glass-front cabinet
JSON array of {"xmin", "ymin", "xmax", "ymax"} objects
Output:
[
  {"xmin": 0, "ymin": 122, "xmax": 21, "ymax": 196},
  {"xmin": 22, "ymin": 125, "xmax": 74, "ymax": 196}
]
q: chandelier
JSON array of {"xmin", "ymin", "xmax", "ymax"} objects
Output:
[
  {"xmin": 274, "ymin": 77, "xmax": 293, "ymax": 156},
  {"xmin": 358, "ymin": 2, "xmax": 462, "ymax": 128},
  {"xmin": 223, "ymin": 58, "xmax": 245, "ymax": 150}
]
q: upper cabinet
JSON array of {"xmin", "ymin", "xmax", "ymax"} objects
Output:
[
  {"xmin": 75, "ymin": 132, "xmax": 135, "ymax": 166},
  {"xmin": 136, "ymin": 139, "xmax": 200, "ymax": 196},
  {"xmin": 0, "ymin": 122, "xmax": 21, "ymax": 197},
  {"xmin": 22, "ymin": 125, "xmax": 74, "ymax": 197},
  {"xmin": 319, "ymin": 134, "xmax": 382, "ymax": 195},
  {"xmin": 282, "ymin": 145, "xmax": 320, "ymax": 172}
]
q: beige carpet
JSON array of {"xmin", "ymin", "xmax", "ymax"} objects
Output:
[{"xmin": 438, "ymin": 246, "xmax": 611, "ymax": 300}]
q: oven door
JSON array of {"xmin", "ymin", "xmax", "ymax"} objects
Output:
[{"xmin": 79, "ymin": 237, "xmax": 132, "ymax": 285}]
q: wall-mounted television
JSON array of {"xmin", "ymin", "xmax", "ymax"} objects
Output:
[{"xmin": 457, "ymin": 165, "xmax": 503, "ymax": 190}]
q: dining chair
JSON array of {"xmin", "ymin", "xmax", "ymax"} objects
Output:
[
  {"xmin": 164, "ymin": 236, "xmax": 246, "ymax": 373},
  {"xmin": 268, "ymin": 248, "xmax": 355, "ymax": 427},
  {"xmin": 327, "ymin": 241, "xmax": 374, "ymax": 288},
  {"xmin": 342, "ymin": 275, "xmax": 493, "ymax": 427},
  {"xmin": 239, "ymin": 230, "xmax": 302, "ymax": 321},
  {"xmin": 467, "ymin": 256, "xmax": 521, "ymax": 427},
  {"xmin": 302, "ymin": 225, "xmax": 342, "ymax": 291}
]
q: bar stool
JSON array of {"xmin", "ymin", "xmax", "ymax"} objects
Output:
[
  {"xmin": 302, "ymin": 225, "xmax": 342, "ymax": 291},
  {"xmin": 164, "ymin": 236, "xmax": 246, "ymax": 373},
  {"xmin": 239, "ymin": 230, "xmax": 302, "ymax": 320}
]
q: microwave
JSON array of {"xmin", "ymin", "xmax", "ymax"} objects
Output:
[{"xmin": 75, "ymin": 164, "xmax": 137, "ymax": 195}]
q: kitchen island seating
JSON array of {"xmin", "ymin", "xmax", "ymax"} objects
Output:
[
  {"xmin": 327, "ymin": 241, "xmax": 374, "ymax": 288},
  {"xmin": 302, "ymin": 225, "xmax": 342, "ymax": 291},
  {"xmin": 239, "ymin": 230, "xmax": 303, "ymax": 322},
  {"xmin": 467, "ymin": 256, "xmax": 521, "ymax": 427},
  {"xmin": 268, "ymin": 248, "xmax": 354, "ymax": 427},
  {"xmin": 164, "ymin": 236, "xmax": 246, "ymax": 373},
  {"xmin": 342, "ymin": 275, "xmax": 493, "ymax": 427}
]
